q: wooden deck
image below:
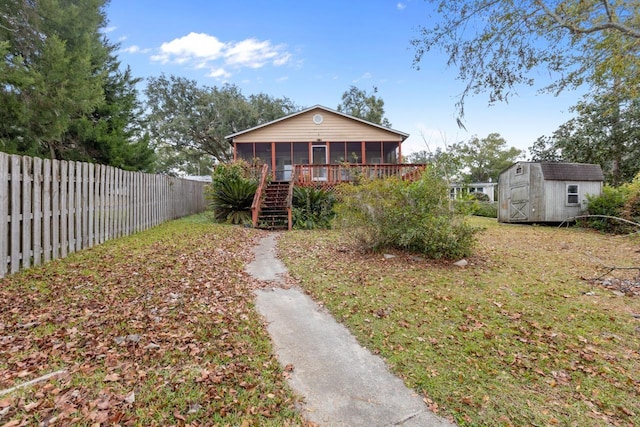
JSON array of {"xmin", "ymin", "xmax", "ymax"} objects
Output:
[{"xmin": 293, "ymin": 164, "xmax": 426, "ymax": 188}]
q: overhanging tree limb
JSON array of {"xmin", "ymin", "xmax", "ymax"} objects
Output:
[{"xmin": 534, "ymin": 0, "xmax": 640, "ymax": 38}]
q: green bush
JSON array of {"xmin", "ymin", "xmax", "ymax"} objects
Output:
[
  {"xmin": 620, "ymin": 173, "xmax": 640, "ymax": 223},
  {"xmin": 292, "ymin": 187, "xmax": 336, "ymax": 230},
  {"xmin": 473, "ymin": 202, "xmax": 498, "ymax": 218},
  {"xmin": 206, "ymin": 161, "xmax": 258, "ymax": 224},
  {"xmin": 585, "ymin": 185, "xmax": 631, "ymax": 233},
  {"xmin": 336, "ymin": 169, "xmax": 479, "ymax": 259}
]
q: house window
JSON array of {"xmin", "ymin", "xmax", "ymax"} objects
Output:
[
  {"xmin": 515, "ymin": 164, "xmax": 523, "ymax": 175},
  {"xmin": 567, "ymin": 184, "xmax": 579, "ymax": 205}
]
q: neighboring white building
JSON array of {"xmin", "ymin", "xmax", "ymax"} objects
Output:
[{"xmin": 450, "ymin": 182, "xmax": 497, "ymax": 203}]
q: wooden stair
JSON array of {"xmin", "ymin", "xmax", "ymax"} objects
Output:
[{"xmin": 258, "ymin": 181, "xmax": 290, "ymax": 230}]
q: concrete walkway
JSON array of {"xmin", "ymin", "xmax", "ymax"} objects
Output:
[{"xmin": 247, "ymin": 234, "xmax": 455, "ymax": 427}]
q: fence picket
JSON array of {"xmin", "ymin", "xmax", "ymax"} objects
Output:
[
  {"xmin": 32, "ymin": 158, "xmax": 42, "ymax": 266},
  {"xmin": 21, "ymin": 156, "xmax": 32, "ymax": 269},
  {"xmin": 60, "ymin": 161, "xmax": 68, "ymax": 258},
  {"xmin": 75, "ymin": 162, "xmax": 82, "ymax": 252},
  {"xmin": 82, "ymin": 162, "xmax": 89, "ymax": 249},
  {"xmin": 0, "ymin": 153, "xmax": 8, "ymax": 277},
  {"xmin": 52, "ymin": 160, "xmax": 60, "ymax": 260},
  {"xmin": 10, "ymin": 156, "xmax": 21, "ymax": 273},
  {"xmin": 43, "ymin": 159, "xmax": 51, "ymax": 263}
]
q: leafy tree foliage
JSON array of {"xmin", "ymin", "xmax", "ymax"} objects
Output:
[
  {"xmin": 405, "ymin": 147, "xmax": 463, "ymax": 183},
  {"xmin": 530, "ymin": 90, "xmax": 640, "ymax": 185},
  {"xmin": 336, "ymin": 86, "xmax": 392, "ymax": 127},
  {"xmin": 451, "ymin": 133, "xmax": 522, "ymax": 182},
  {"xmin": 412, "ymin": 1, "xmax": 640, "ymax": 118},
  {"xmin": 0, "ymin": 0, "xmax": 154, "ymax": 170},
  {"xmin": 145, "ymin": 74, "xmax": 299, "ymax": 173}
]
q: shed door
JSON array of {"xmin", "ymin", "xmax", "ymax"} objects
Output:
[{"xmin": 509, "ymin": 185, "xmax": 529, "ymax": 221}]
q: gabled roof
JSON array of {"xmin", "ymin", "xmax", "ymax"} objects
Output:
[
  {"xmin": 225, "ymin": 104, "xmax": 409, "ymax": 140},
  {"xmin": 501, "ymin": 162, "xmax": 605, "ymax": 182},
  {"xmin": 539, "ymin": 162, "xmax": 604, "ymax": 181}
]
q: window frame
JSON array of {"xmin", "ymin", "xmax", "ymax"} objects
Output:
[{"xmin": 566, "ymin": 184, "xmax": 580, "ymax": 206}]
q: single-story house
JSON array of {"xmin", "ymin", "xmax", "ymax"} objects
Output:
[
  {"xmin": 224, "ymin": 105, "xmax": 426, "ymax": 229},
  {"xmin": 225, "ymin": 105, "xmax": 424, "ymax": 185},
  {"xmin": 450, "ymin": 182, "xmax": 497, "ymax": 202},
  {"xmin": 498, "ymin": 162, "xmax": 604, "ymax": 223}
]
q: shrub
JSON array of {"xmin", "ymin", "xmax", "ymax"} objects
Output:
[
  {"xmin": 336, "ymin": 168, "xmax": 479, "ymax": 259},
  {"xmin": 206, "ymin": 161, "xmax": 258, "ymax": 225},
  {"xmin": 585, "ymin": 184, "xmax": 633, "ymax": 233},
  {"xmin": 620, "ymin": 173, "xmax": 640, "ymax": 223},
  {"xmin": 211, "ymin": 159, "xmax": 258, "ymax": 186},
  {"xmin": 292, "ymin": 187, "xmax": 336, "ymax": 230},
  {"xmin": 473, "ymin": 202, "xmax": 498, "ymax": 218}
]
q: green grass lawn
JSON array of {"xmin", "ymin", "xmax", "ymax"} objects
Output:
[
  {"xmin": 278, "ymin": 217, "xmax": 640, "ymax": 426},
  {"xmin": 0, "ymin": 214, "xmax": 304, "ymax": 426}
]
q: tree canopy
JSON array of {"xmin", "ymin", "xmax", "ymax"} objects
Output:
[
  {"xmin": 0, "ymin": 0, "xmax": 154, "ymax": 170},
  {"xmin": 450, "ymin": 133, "xmax": 523, "ymax": 182},
  {"xmin": 529, "ymin": 88, "xmax": 640, "ymax": 185},
  {"xmin": 412, "ymin": 1, "xmax": 640, "ymax": 119},
  {"xmin": 336, "ymin": 86, "xmax": 392, "ymax": 127},
  {"xmin": 144, "ymin": 74, "xmax": 299, "ymax": 174}
]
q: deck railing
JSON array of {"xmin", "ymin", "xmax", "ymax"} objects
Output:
[
  {"xmin": 286, "ymin": 179, "xmax": 294, "ymax": 231},
  {"xmin": 293, "ymin": 163, "xmax": 427, "ymax": 186},
  {"xmin": 251, "ymin": 164, "xmax": 269, "ymax": 228}
]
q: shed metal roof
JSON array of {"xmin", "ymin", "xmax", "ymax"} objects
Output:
[{"xmin": 539, "ymin": 162, "xmax": 604, "ymax": 181}]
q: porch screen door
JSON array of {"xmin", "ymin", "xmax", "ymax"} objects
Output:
[{"xmin": 312, "ymin": 145, "xmax": 327, "ymax": 181}]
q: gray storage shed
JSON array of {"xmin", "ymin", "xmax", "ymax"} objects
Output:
[{"xmin": 498, "ymin": 162, "xmax": 604, "ymax": 223}]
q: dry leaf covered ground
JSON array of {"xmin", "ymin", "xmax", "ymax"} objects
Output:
[
  {"xmin": 279, "ymin": 218, "xmax": 640, "ymax": 426},
  {"xmin": 0, "ymin": 215, "xmax": 304, "ymax": 426}
]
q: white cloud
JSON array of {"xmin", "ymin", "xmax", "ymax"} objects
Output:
[
  {"xmin": 397, "ymin": 3, "xmax": 407, "ymax": 10},
  {"xmin": 208, "ymin": 68, "xmax": 231, "ymax": 79},
  {"xmin": 102, "ymin": 26, "xmax": 117, "ymax": 33},
  {"xmin": 353, "ymin": 72, "xmax": 373, "ymax": 83},
  {"xmin": 225, "ymin": 38, "xmax": 288, "ymax": 68},
  {"xmin": 276, "ymin": 76, "xmax": 289, "ymax": 82},
  {"xmin": 150, "ymin": 32, "xmax": 292, "ymax": 79},
  {"xmin": 154, "ymin": 32, "xmax": 226, "ymax": 64},
  {"xmin": 121, "ymin": 45, "xmax": 143, "ymax": 54}
]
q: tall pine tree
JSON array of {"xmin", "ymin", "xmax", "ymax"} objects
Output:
[{"xmin": 0, "ymin": 0, "xmax": 154, "ymax": 170}]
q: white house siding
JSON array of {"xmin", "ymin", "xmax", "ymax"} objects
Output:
[{"xmin": 232, "ymin": 109, "xmax": 403, "ymax": 143}]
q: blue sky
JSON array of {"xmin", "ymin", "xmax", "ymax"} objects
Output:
[{"xmin": 104, "ymin": 0, "xmax": 586, "ymax": 156}]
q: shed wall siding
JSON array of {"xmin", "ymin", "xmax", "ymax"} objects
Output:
[
  {"xmin": 543, "ymin": 180, "xmax": 602, "ymax": 221},
  {"xmin": 529, "ymin": 164, "xmax": 545, "ymax": 222},
  {"xmin": 232, "ymin": 109, "xmax": 403, "ymax": 143}
]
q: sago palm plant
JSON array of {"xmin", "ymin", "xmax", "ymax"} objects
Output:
[{"xmin": 208, "ymin": 179, "xmax": 257, "ymax": 224}]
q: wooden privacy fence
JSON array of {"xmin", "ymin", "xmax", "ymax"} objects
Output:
[{"xmin": 0, "ymin": 152, "xmax": 207, "ymax": 278}]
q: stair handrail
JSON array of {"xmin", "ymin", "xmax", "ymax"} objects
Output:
[
  {"xmin": 251, "ymin": 164, "xmax": 269, "ymax": 228},
  {"xmin": 286, "ymin": 177, "xmax": 295, "ymax": 231}
]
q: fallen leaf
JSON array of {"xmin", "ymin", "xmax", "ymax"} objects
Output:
[
  {"xmin": 173, "ymin": 410, "xmax": 186, "ymax": 421},
  {"xmin": 104, "ymin": 373, "xmax": 120, "ymax": 382}
]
